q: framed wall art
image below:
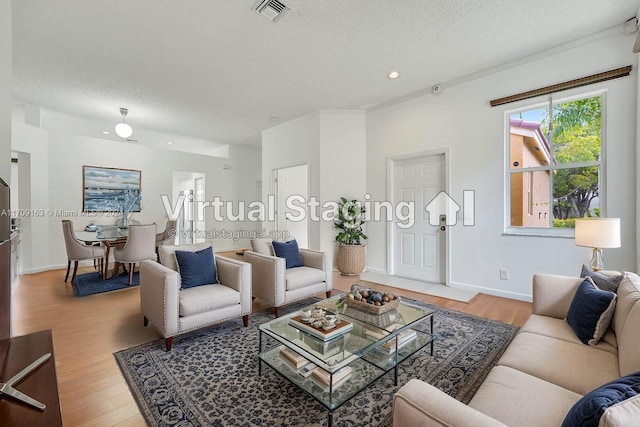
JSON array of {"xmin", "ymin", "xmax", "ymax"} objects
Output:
[{"xmin": 82, "ymin": 165, "xmax": 141, "ymax": 212}]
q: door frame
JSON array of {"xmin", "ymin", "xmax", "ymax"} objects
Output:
[
  {"xmin": 271, "ymin": 162, "xmax": 310, "ymax": 247},
  {"xmin": 387, "ymin": 148, "xmax": 451, "ymax": 286}
]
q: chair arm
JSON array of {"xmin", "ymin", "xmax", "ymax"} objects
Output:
[
  {"xmin": 244, "ymin": 250, "xmax": 286, "ymax": 306},
  {"xmin": 215, "ymin": 255, "xmax": 252, "ymax": 315},
  {"xmin": 300, "ymin": 248, "xmax": 332, "ymax": 290},
  {"xmin": 140, "ymin": 260, "xmax": 181, "ymax": 337},
  {"xmin": 532, "ymin": 274, "xmax": 584, "ymax": 318},
  {"xmin": 393, "ymin": 379, "xmax": 507, "ymax": 427}
]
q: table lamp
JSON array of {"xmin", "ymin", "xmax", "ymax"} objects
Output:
[{"xmin": 575, "ymin": 218, "xmax": 621, "ymax": 271}]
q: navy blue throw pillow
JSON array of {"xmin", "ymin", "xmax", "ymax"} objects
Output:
[
  {"xmin": 566, "ymin": 278, "xmax": 616, "ymax": 345},
  {"xmin": 272, "ymin": 240, "xmax": 303, "ymax": 269},
  {"xmin": 562, "ymin": 371, "xmax": 640, "ymax": 427},
  {"xmin": 175, "ymin": 247, "xmax": 218, "ymax": 289}
]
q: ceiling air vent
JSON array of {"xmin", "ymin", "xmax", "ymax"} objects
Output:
[{"xmin": 253, "ymin": 0, "xmax": 290, "ymax": 22}]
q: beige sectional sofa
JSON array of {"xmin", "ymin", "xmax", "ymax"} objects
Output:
[{"xmin": 393, "ymin": 273, "xmax": 640, "ymax": 426}]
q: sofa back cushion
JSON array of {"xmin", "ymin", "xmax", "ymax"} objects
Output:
[
  {"xmin": 158, "ymin": 242, "xmax": 212, "ymax": 271},
  {"xmin": 614, "ymin": 272, "xmax": 640, "ymax": 376},
  {"xmin": 612, "ymin": 273, "xmax": 640, "ymax": 333}
]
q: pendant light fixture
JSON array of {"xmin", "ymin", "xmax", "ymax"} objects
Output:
[{"xmin": 115, "ymin": 107, "xmax": 133, "ymax": 138}]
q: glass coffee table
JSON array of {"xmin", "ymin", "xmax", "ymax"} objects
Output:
[{"xmin": 258, "ymin": 294, "xmax": 434, "ymax": 426}]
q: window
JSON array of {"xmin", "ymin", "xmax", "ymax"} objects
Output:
[{"xmin": 506, "ymin": 93, "xmax": 604, "ymax": 235}]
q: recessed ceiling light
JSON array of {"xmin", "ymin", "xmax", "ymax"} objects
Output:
[
  {"xmin": 269, "ymin": 117, "xmax": 280, "ymax": 121},
  {"xmin": 167, "ymin": 141, "xmax": 173, "ymax": 145},
  {"xmin": 101, "ymin": 131, "xmax": 110, "ymax": 135},
  {"xmin": 387, "ymin": 71, "xmax": 401, "ymax": 79}
]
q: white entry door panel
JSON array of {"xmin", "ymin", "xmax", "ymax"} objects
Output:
[{"xmin": 392, "ymin": 154, "xmax": 445, "ymax": 283}]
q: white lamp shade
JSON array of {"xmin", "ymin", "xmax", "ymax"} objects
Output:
[
  {"xmin": 115, "ymin": 123, "xmax": 133, "ymax": 138},
  {"xmin": 575, "ymin": 218, "xmax": 621, "ymax": 248}
]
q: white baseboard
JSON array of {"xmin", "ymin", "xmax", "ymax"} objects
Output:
[
  {"xmin": 449, "ymin": 281, "xmax": 532, "ymax": 302},
  {"xmin": 364, "ymin": 266, "xmax": 388, "ymax": 275},
  {"xmin": 22, "ymin": 260, "xmax": 111, "ymax": 275}
]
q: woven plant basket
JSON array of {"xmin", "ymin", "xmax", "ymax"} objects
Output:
[{"xmin": 336, "ymin": 244, "xmax": 366, "ymax": 275}]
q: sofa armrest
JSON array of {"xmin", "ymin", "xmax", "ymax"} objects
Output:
[
  {"xmin": 244, "ymin": 250, "xmax": 286, "ymax": 306},
  {"xmin": 216, "ymin": 255, "xmax": 252, "ymax": 315},
  {"xmin": 300, "ymin": 248, "xmax": 332, "ymax": 290},
  {"xmin": 532, "ymin": 274, "xmax": 584, "ymax": 318},
  {"xmin": 140, "ymin": 259, "xmax": 180, "ymax": 337},
  {"xmin": 394, "ymin": 379, "xmax": 507, "ymax": 427}
]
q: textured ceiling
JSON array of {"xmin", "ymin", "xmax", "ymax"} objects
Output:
[{"xmin": 11, "ymin": 0, "xmax": 640, "ymax": 148}]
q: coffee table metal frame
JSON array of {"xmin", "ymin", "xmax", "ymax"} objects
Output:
[{"xmin": 258, "ymin": 295, "xmax": 434, "ymax": 427}]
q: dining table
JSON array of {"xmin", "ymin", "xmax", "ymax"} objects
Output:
[{"xmin": 75, "ymin": 228, "xmax": 128, "ymax": 280}]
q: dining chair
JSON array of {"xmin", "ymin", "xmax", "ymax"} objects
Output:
[
  {"xmin": 113, "ymin": 224, "xmax": 157, "ymax": 285},
  {"xmin": 156, "ymin": 219, "xmax": 177, "ymax": 248},
  {"xmin": 61, "ymin": 219, "xmax": 106, "ymax": 283}
]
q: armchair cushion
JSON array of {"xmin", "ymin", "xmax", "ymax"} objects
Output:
[
  {"xmin": 272, "ymin": 239, "xmax": 303, "ymax": 269},
  {"xmin": 286, "ymin": 266, "xmax": 326, "ymax": 291},
  {"xmin": 250, "ymin": 238, "xmax": 274, "ymax": 256},
  {"xmin": 566, "ymin": 278, "xmax": 617, "ymax": 345},
  {"xmin": 179, "ymin": 284, "xmax": 240, "ymax": 317},
  {"xmin": 175, "ymin": 247, "xmax": 218, "ymax": 289}
]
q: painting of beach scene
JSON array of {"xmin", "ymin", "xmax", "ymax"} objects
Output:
[{"xmin": 83, "ymin": 166, "xmax": 141, "ymax": 212}]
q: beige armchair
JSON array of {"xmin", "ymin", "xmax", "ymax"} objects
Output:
[
  {"xmin": 244, "ymin": 239, "xmax": 332, "ymax": 317},
  {"xmin": 113, "ymin": 224, "xmax": 157, "ymax": 285},
  {"xmin": 140, "ymin": 243, "xmax": 252, "ymax": 350},
  {"xmin": 61, "ymin": 219, "xmax": 106, "ymax": 283}
]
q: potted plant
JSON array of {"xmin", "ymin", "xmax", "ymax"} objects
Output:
[{"xmin": 334, "ymin": 197, "xmax": 367, "ymax": 275}]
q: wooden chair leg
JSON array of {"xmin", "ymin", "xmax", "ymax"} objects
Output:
[
  {"xmin": 326, "ymin": 290, "xmax": 332, "ymax": 298},
  {"xmin": 165, "ymin": 337, "xmax": 173, "ymax": 351},
  {"xmin": 143, "ymin": 316, "xmax": 149, "ymax": 327},
  {"xmin": 64, "ymin": 260, "xmax": 71, "ymax": 282},
  {"xmin": 70, "ymin": 261, "xmax": 79, "ymax": 283},
  {"xmin": 112, "ymin": 261, "xmax": 120, "ymax": 278},
  {"xmin": 128, "ymin": 263, "xmax": 134, "ymax": 285},
  {"xmin": 274, "ymin": 307, "xmax": 280, "ymax": 318},
  {"xmin": 243, "ymin": 315, "xmax": 249, "ymax": 327}
]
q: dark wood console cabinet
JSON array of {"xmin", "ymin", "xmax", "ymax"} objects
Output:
[{"xmin": 0, "ymin": 330, "xmax": 63, "ymax": 426}]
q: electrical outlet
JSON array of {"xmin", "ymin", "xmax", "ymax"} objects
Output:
[{"xmin": 500, "ymin": 269, "xmax": 509, "ymax": 280}]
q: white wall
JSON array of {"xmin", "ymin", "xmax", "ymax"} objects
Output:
[
  {"xmin": 318, "ymin": 111, "xmax": 367, "ymax": 261},
  {"xmin": 12, "ymin": 107, "xmax": 261, "ymax": 272},
  {"xmin": 367, "ymin": 33, "xmax": 637, "ymax": 301},
  {"xmin": 261, "ymin": 110, "xmax": 367, "ymax": 263},
  {"xmin": 0, "ymin": 0, "xmax": 11, "ymax": 183}
]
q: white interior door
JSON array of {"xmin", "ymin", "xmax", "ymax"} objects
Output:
[
  {"xmin": 274, "ymin": 164, "xmax": 309, "ymax": 247},
  {"xmin": 392, "ymin": 154, "xmax": 446, "ymax": 283}
]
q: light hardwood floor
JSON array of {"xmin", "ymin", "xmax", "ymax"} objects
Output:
[{"xmin": 12, "ymin": 264, "xmax": 531, "ymax": 426}]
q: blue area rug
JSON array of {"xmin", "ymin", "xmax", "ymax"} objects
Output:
[{"xmin": 72, "ymin": 271, "xmax": 139, "ymax": 297}]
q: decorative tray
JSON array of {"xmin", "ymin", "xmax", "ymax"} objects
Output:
[
  {"xmin": 289, "ymin": 315, "xmax": 353, "ymax": 341},
  {"xmin": 343, "ymin": 284, "xmax": 400, "ymax": 315}
]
